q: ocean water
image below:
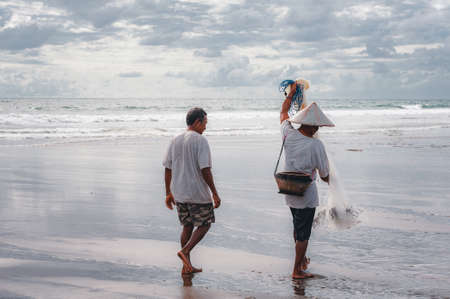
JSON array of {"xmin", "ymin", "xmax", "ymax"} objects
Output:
[
  {"xmin": 1, "ymin": 98, "xmax": 449, "ymax": 146},
  {"xmin": 1, "ymin": 97, "xmax": 450, "ymax": 298}
]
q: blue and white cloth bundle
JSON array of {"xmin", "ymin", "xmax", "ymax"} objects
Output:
[{"xmin": 279, "ymin": 78, "xmax": 310, "ymax": 117}]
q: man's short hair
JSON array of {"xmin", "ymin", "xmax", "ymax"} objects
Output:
[{"xmin": 186, "ymin": 107, "xmax": 207, "ymax": 126}]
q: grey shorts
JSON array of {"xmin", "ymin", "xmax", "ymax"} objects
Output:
[
  {"xmin": 290, "ymin": 207, "xmax": 316, "ymax": 241},
  {"xmin": 176, "ymin": 202, "xmax": 215, "ymax": 227}
]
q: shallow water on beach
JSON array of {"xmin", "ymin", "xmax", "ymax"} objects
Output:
[{"xmin": 0, "ymin": 98, "xmax": 449, "ymax": 298}]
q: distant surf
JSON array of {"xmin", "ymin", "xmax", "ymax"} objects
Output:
[{"xmin": 0, "ymin": 98, "xmax": 449, "ymax": 146}]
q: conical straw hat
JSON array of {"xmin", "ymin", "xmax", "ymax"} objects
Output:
[{"xmin": 289, "ymin": 102, "xmax": 335, "ymax": 127}]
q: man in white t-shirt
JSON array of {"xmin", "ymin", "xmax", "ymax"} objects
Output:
[
  {"xmin": 280, "ymin": 82, "xmax": 333, "ymax": 279},
  {"xmin": 163, "ymin": 107, "xmax": 221, "ymax": 274}
]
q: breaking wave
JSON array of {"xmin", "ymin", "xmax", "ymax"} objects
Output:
[{"xmin": 0, "ymin": 98, "xmax": 449, "ymax": 145}]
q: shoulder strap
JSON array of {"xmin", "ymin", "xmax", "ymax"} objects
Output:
[{"xmin": 274, "ymin": 135, "xmax": 287, "ymax": 175}]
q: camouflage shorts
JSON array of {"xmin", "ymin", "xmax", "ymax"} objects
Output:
[{"xmin": 176, "ymin": 202, "xmax": 215, "ymax": 227}]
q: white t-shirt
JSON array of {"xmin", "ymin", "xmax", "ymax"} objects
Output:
[
  {"xmin": 163, "ymin": 130, "xmax": 212, "ymax": 204},
  {"xmin": 280, "ymin": 120, "xmax": 329, "ymax": 209}
]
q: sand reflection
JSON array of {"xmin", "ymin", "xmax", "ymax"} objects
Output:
[
  {"xmin": 292, "ymin": 279, "xmax": 306, "ymax": 296},
  {"xmin": 181, "ymin": 273, "xmax": 193, "ymax": 287}
]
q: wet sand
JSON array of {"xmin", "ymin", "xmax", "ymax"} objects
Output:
[
  {"xmin": 0, "ymin": 133, "xmax": 449, "ymax": 298},
  {"xmin": 0, "ymin": 237, "xmax": 289, "ymax": 298}
]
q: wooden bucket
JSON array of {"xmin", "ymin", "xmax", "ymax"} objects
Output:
[
  {"xmin": 274, "ymin": 136, "xmax": 313, "ymax": 196},
  {"xmin": 274, "ymin": 171, "xmax": 312, "ymax": 196}
]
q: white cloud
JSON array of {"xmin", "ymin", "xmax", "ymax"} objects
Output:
[
  {"xmin": 395, "ymin": 43, "xmax": 443, "ymax": 54},
  {"xmin": 0, "ymin": 66, "xmax": 77, "ymax": 97},
  {"xmin": 335, "ymin": 4, "xmax": 392, "ymax": 20},
  {"xmin": 431, "ymin": 0, "xmax": 450, "ymax": 10},
  {"xmin": 0, "ymin": 0, "xmax": 448, "ymax": 98},
  {"xmin": 118, "ymin": 71, "xmax": 143, "ymax": 78}
]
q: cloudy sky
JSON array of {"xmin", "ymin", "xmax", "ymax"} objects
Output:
[{"xmin": 0, "ymin": 0, "xmax": 449, "ymax": 99}]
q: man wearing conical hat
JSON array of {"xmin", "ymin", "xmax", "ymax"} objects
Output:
[{"xmin": 280, "ymin": 81, "xmax": 334, "ymax": 279}]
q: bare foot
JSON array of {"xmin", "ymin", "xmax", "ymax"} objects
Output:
[
  {"xmin": 292, "ymin": 271, "xmax": 314, "ymax": 279},
  {"xmin": 177, "ymin": 251, "xmax": 193, "ymax": 273},
  {"xmin": 300, "ymin": 256, "xmax": 310, "ymax": 271},
  {"xmin": 182, "ymin": 265, "xmax": 202, "ymax": 274},
  {"xmin": 297, "ymin": 256, "xmax": 310, "ymax": 272}
]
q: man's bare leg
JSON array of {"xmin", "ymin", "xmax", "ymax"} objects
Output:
[
  {"xmin": 180, "ymin": 225, "xmax": 199, "ymax": 273},
  {"xmin": 293, "ymin": 231, "xmax": 310, "ymax": 272},
  {"xmin": 178, "ymin": 224, "xmax": 210, "ymax": 273},
  {"xmin": 181, "ymin": 225, "xmax": 194, "ymax": 247},
  {"xmin": 292, "ymin": 240, "xmax": 313, "ymax": 279},
  {"xmin": 180, "ymin": 225, "xmax": 202, "ymax": 274}
]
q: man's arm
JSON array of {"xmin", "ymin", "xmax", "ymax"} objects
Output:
[
  {"xmin": 164, "ymin": 168, "xmax": 175, "ymax": 209},
  {"xmin": 280, "ymin": 82, "xmax": 297, "ymax": 123},
  {"xmin": 320, "ymin": 175, "xmax": 329, "ymax": 183},
  {"xmin": 201, "ymin": 167, "xmax": 221, "ymax": 208}
]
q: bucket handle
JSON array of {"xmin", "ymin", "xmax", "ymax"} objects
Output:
[
  {"xmin": 274, "ymin": 135, "xmax": 286, "ymax": 176},
  {"xmin": 274, "ymin": 133, "xmax": 312, "ymax": 178}
]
